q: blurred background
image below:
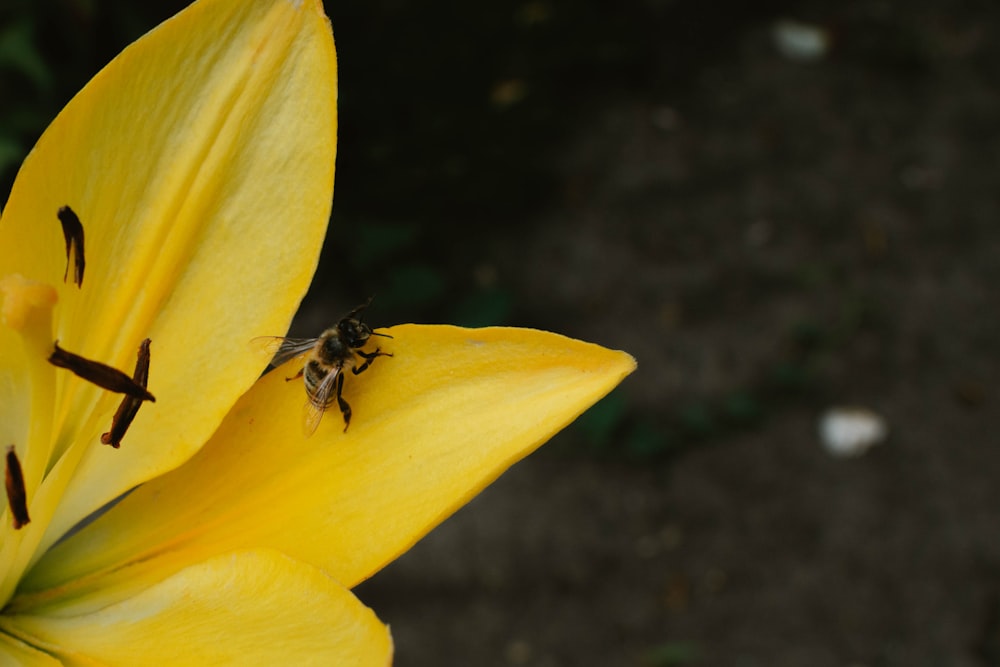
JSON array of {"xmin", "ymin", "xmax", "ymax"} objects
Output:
[{"xmin": 3, "ymin": 1, "xmax": 999, "ymax": 665}]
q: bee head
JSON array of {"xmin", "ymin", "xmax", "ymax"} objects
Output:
[
  {"xmin": 337, "ymin": 317, "xmax": 372, "ymax": 348},
  {"xmin": 336, "ymin": 298, "xmax": 392, "ymax": 350}
]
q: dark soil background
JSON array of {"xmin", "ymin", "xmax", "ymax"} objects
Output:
[{"xmin": 3, "ymin": 1, "xmax": 999, "ymax": 665}]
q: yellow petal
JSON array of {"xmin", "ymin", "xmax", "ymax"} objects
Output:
[
  {"xmin": 3, "ymin": 550, "xmax": 391, "ymax": 667},
  {"xmin": 0, "ymin": 632, "xmax": 62, "ymax": 666},
  {"xmin": 0, "ymin": 0, "xmax": 337, "ymax": 546},
  {"xmin": 19, "ymin": 325, "xmax": 635, "ymax": 603}
]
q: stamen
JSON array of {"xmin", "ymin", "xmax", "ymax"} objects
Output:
[
  {"xmin": 49, "ymin": 341, "xmax": 156, "ymax": 402},
  {"xmin": 102, "ymin": 338, "xmax": 152, "ymax": 448},
  {"xmin": 57, "ymin": 206, "xmax": 86, "ymax": 288},
  {"xmin": 5, "ymin": 446, "xmax": 29, "ymax": 529}
]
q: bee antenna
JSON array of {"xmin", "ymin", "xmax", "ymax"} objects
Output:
[
  {"xmin": 345, "ymin": 295, "xmax": 377, "ymax": 322},
  {"xmin": 373, "ymin": 331, "xmax": 393, "ymax": 339},
  {"xmin": 360, "ymin": 295, "xmax": 375, "ymax": 321}
]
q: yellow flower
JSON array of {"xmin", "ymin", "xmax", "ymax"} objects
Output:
[{"xmin": 0, "ymin": 0, "xmax": 635, "ymax": 664}]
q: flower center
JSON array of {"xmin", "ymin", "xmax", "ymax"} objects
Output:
[{"xmin": 0, "ymin": 270, "xmax": 156, "ymax": 606}]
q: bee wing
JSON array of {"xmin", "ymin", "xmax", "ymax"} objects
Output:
[
  {"xmin": 250, "ymin": 336, "xmax": 318, "ymax": 369},
  {"xmin": 302, "ymin": 401, "xmax": 325, "ymax": 438},
  {"xmin": 302, "ymin": 366, "xmax": 341, "ymax": 437}
]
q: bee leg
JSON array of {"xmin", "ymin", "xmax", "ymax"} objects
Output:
[
  {"xmin": 353, "ymin": 347, "xmax": 393, "ymax": 375},
  {"xmin": 336, "ymin": 372, "xmax": 352, "ymax": 432},
  {"xmin": 285, "ymin": 367, "xmax": 304, "ymax": 382}
]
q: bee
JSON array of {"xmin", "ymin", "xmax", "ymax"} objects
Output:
[{"xmin": 256, "ymin": 300, "xmax": 393, "ymax": 435}]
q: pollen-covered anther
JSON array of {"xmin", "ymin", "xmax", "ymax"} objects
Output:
[
  {"xmin": 49, "ymin": 341, "xmax": 156, "ymax": 402},
  {"xmin": 102, "ymin": 338, "xmax": 153, "ymax": 448},
  {"xmin": 58, "ymin": 205, "xmax": 86, "ymax": 287},
  {"xmin": 5, "ymin": 445, "xmax": 30, "ymax": 529}
]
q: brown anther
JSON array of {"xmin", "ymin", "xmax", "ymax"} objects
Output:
[
  {"xmin": 57, "ymin": 205, "xmax": 85, "ymax": 288},
  {"xmin": 5, "ymin": 446, "xmax": 29, "ymax": 529},
  {"xmin": 102, "ymin": 338, "xmax": 152, "ymax": 448},
  {"xmin": 49, "ymin": 341, "xmax": 156, "ymax": 402}
]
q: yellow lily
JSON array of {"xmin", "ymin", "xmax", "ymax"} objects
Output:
[{"xmin": 0, "ymin": 0, "xmax": 635, "ymax": 664}]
